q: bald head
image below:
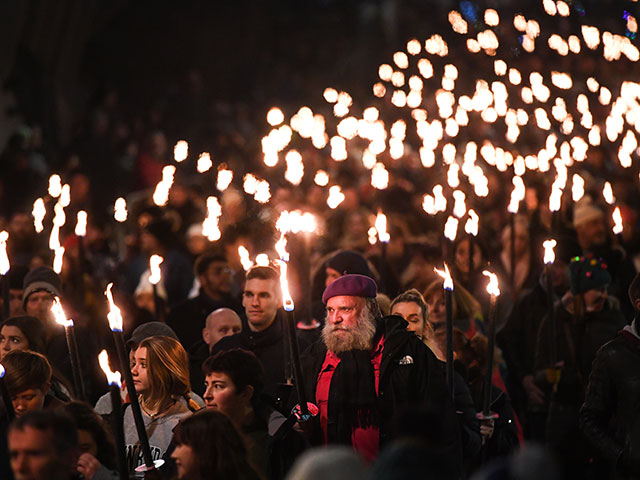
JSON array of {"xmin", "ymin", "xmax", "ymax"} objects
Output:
[{"xmin": 202, "ymin": 308, "xmax": 242, "ymax": 351}]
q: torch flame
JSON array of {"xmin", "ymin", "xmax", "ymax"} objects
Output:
[
  {"xmin": 602, "ymin": 182, "xmax": 615, "ymax": 204},
  {"xmin": 53, "ymin": 247, "xmax": 65, "ymax": 274},
  {"xmin": 482, "ymin": 270, "xmax": 501, "ymax": 297},
  {"xmin": 48, "ymin": 175, "xmax": 62, "ymax": 198},
  {"xmin": 572, "ymin": 174, "xmax": 585, "ymax": 202},
  {"xmin": 274, "ymin": 259, "xmax": 294, "ymax": 311},
  {"xmin": 174, "ymin": 140, "xmax": 189, "ymax": 162},
  {"xmin": 238, "ymin": 246, "xmax": 254, "ymax": 271},
  {"xmin": 114, "ymin": 198, "xmax": 128, "ymax": 223},
  {"xmin": 217, "ymin": 166, "xmax": 233, "ymax": 191},
  {"xmin": 49, "ymin": 224, "xmax": 61, "ymax": 251},
  {"xmin": 75, "ymin": 211, "xmax": 87, "ymax": 237},
  {"xmin": 255, "ymin": 254, "xmax": 270, "ymax": 266},
  {"xmin": 202, "ymin": 197, "xmax": 222, "ymax": 241},
  {"xmin": 543, "ymin": 239, "xmax": 557, "ymax": 265},
  {"xmin": 275, "ymin": 210, "xmax": 317, "ymax": 235},
  {"xmin": 51, "ymin": 297, "xmax": 73, "ymax": 328},
  {"xmin": 105, "ymin": 283, "xmax": 123, "ymax": 332},
  {"xmin": 434, "ymin": 263, "xmax": 454, "ymax": 291},
  {"xmin": 465, "ymin": 210, "xmax": 479, "ymax": 236},
  {"xmin": 0, "ymin": 364, "xmax": 4, "ymax": 378},
  {"xmin": 275, "ymin": 233, "xmax": 289, "ymax": 262},
  {"xmin": 507, "ymin": 176, "xmax": 525, "ymax": 213},
  {"xmin": 375, "ymin": 212, "xmax": 390, "ymax": 243},
  {"xmin": 149, "ymin": 255, "xmax": 164, "ymax": 285},
  {"xmin": 444, "ymin": 216, "xmax": 459, "ymax": 242},
  {"xmin": 197, "ymin": 152, "xmax": 213, "ymax": 173},
  {"xmin": 32, "ymin": 198, "xmax": 46, "ymax": 233},
  {"xmin": 612, "ymin": 206, "xmax": 624, "ymax": 234},
  {"xmin": 98, "ymin": 350, "xmax": 122, "ymax": 387},
  {"xmin": 0, "ymin": 231, "xmax": 9, "ymax": 275}
]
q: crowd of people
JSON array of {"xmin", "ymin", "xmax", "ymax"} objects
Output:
[{"xmin": 1, "ymin": 1, "xmax": 640, "ymax": 479}]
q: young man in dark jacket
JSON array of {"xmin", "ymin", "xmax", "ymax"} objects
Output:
[{"xmin": 581, "ymin": 272, "xmax": 640, "ymax": 479}]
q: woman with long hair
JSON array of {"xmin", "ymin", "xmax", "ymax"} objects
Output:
[
  {"xmin": 171, "ymin": 409, "xmax": 260, "ymax": 480},
  {"xmin": 126, "ymin": 335, "xmax": 199, "ymax": 475}
]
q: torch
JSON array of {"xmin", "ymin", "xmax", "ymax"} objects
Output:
[
  {"xmin": 0, "ymin": 364, "xmax": 15, "ymax": 422},
  {"xmin": 612, "ymin": 206, "xmax": 624, "ymax": 245},
  {"xmin": 0, "ymin": 231, "xmax": 10, "ymax": 319},
  {"xmin": 464, "ymin": 210, "xmax": 479, "ymax": 290},
  {"xmin": 114, "ymin": 197, "xmax": 128, "ymax": 261},
  {"xmin": 507, "ymin": 176, "xmax": 525, "ymax": 296},
  {"xmin": 434, "ymin": 263, "xmax": 455, "ymax": 396},
  {"xmin": 105, "ymin": 283, "xmax": 162, "ymax": 472},
  {"xmin": 75, "ymin": 211, "xmax": 88, "ymax": 305},
  {"xmin": 51, "ymin": 298, "xmax": 86, "ymax": 401},
  {"xmin": 98, "ymin": 350, "xmax": 128, "ymax": 480},
  {"xmin": 148, "ymin": 255, "xmax": 164, "ymax": 322},
  {"xmin": 480, "ymin": 271, "xmax": 500, "ymax": 418},
  {"xmin": 543, "ymin": 240, "xmax": 558, "ymax": 365},
  {"xmin": 274, "ymin": 257, "xmax": 315, "ymax": 421}
]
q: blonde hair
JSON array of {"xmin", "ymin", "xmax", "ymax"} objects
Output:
[
  {"xmin": 137, "ymin": 336, "xmax": 198, "ymax": 411},
  {"xmin": 423, "ymin": 278, "xmax": 483, "ymax": 321}
]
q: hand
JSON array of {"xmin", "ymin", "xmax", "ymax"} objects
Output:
[
  {"xmin": 480, "ymin": 418, "xmax": 495, "ymax": 444},
  {"xmin": 522, "ymin": 374, "xmax": 545, "ymax": 406},
  {"xmin": 77, "ymin": 452, "xmax": 101, "ymax": 480}
]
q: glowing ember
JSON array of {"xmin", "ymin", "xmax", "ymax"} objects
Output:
[
  {"xmin": 98, "ymin": 350, "xmax": 121, "ymax": 387},
  {"xmin": 434, "ymin": 263, "xmax": 454, "ymax": 290},
  {"xmin": 105, "ymin": 283, "xmax": 123, "ymax": 332},
  {"xmin": 32, "ymin": 198, "xmax": 46, "ymax": 233},
  {"xmin": 149, "ymin": 255, "xmax": 164, "ymax": 285},
  {"xmin": 482, "ymin": 270, "xmax": 501, "ymax": 297},
  {"xmin": 75, "ymin": 211, "xmax": 87, "ymax": 237},
  {"xmin": 543, "ymin": 239, "xmax": 557, "ymax": 265},
  {"xmin": 197, "ymin": 152, "xmax": 213, "ymax": 173},
  {"xmin": 174, "ymin": 140, "xmax": 189, "ymax": 162}
]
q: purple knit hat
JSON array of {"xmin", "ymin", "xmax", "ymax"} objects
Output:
[{"xmin": 322, "ymin": 274, "xmax": 378, "ymax": 304}]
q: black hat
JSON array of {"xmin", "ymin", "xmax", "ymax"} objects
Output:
[
  {"xmin": 22, "ymin": 267, "xmax": 62, "ymax": 308},
  {"xmin": 127, "ymin": 321, "xmax": 178, "ymax": 349},
  {"xmin": 325, "ymin": 250, "xmax": 373, "ymax": 278}
]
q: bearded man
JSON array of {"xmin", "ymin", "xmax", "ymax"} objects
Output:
[{"xmin": 300, "ymin": 274, "xmax": 462, "ymax": 472}]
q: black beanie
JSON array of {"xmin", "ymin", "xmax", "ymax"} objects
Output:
[
  {"xmin": 325, "ymin": 250, "xmax": 373, "ymax": 278},
  {"xmin": 22, "ymin": 266, "xmax": 62, "ymax": 308}
]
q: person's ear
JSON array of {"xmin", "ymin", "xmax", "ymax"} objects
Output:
[
  {"xmin": 239, "ymin": 385, "xmax": 254, "ymax": 403},
  {"xmin": 202, "ymin": 327, "xmax": 210, "ymax": 345},
  {"xmin": 634, "ymin": 299, "xmax": 640, "ymax": 311}
]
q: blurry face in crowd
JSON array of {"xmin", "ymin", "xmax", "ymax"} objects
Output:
[
  {"xmin": 12, "ymin": 388, "xmax": 48, "ymax": 417},
  {"xmin": 391, "ymin": 301, "xmax": 426, "ymax": 340},
  {"xmin": 577, "ymin": 218, "xmax": 607, "ymax": 250},
  {"xmin": 200, "ymin": 261, "xmax": 232, "ymax": 298},
  {"xmin": 9, "ymin": 426, "xmax": 77, "ymax": 480},
  {"xmin": 135, "ymin": 292, "xmax": 156, "ymax": 315},
  {"xmin": 24, "ymin": 292, "xmax": 55, "ymax": 325},
  {"xmin": 203, "ymin": 371, "xmax": 251, "ymax": 424},
  {"xmin": 454, "ymin": 239, "xmax": 482, "ymax": 274},
  {"xmin": 171, "ymin": 443, "xmax": 196, "ymax": 479},
  {"xmin": 325, "ymin": 267, "xmax": 342, "ymax": 288},
  {"xmin": 76, "ymin": 430, "xmax": 98, "ymax": 458},
  {"xmin": 131, "ymin": 347, "xmax": 150, "ymax": 397},
  {"xmin": 323, "ymin": 296, "xmax": 376, "ymax": 353},
  {"xmin": 0, "ymin": 326, "xmax": 30, "ymax": 359},
  {"xmin": 10, "ymin": 289, "xmax": 25, "ymax": 317},
  {"xmin": 583, "ymin": 286, "xmax": 608, "ymax": 313},
  {"xmin": 242, "ymin": 278, "xmax": 281, "ymax": 332},
  {"xmin": 202, "ymin": 310, "xmax": 241, "ymax": 350},
  {"xmin": 425, "ymin": 291, "xmax": 446, "ymax": 326}
]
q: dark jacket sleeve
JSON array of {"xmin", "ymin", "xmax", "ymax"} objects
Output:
[
  {"xmin": 579, "ymin": 345, "xmax": 624, "ymax": 464},
  {"xmin": 453, "ymin": 372, "xmax": 482, "ymax": 461},
  {"xmin": 488, "ymin": 388, "xmax": 520, "ymax": 457}
]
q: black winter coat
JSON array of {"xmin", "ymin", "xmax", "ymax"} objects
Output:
[
  {"xmin": 580, "ymin": 323, "xmax": 640, "ymax": 479},
  {"xmin": 300, "ymin": 315, "xmax": 462, "ymax": 475}
]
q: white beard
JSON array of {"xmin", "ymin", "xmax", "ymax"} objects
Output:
[{"xmin": 322, "ymin": 310, "xmax": 376, "ymax": 353}]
